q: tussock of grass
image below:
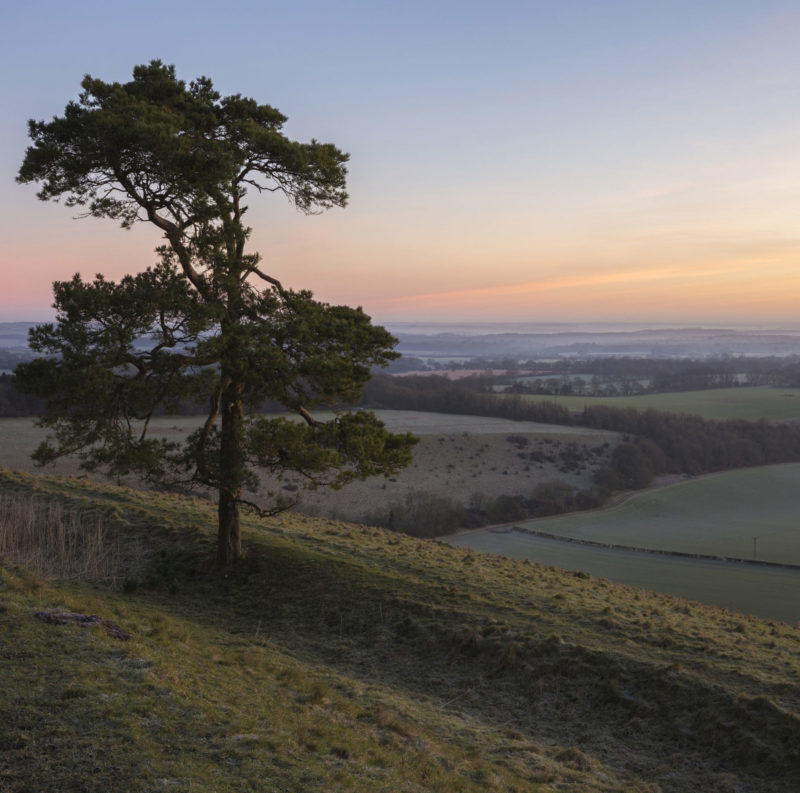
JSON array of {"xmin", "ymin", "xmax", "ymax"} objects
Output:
[
  {"xmin": 1, "ymin": 465, "xmax": 799, "ymax": 792},
  {"xmin": 0, "ymin": 491, "xmax": 127, "ymax": 582}
]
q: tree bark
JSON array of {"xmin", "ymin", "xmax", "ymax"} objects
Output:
[
  {"xmin": 217, "ymin": 374, "xmax": 245, "ymax": 566},
  {"xmin": 217, "ymin": 484, "xmax": 241, "ymax": 566}
]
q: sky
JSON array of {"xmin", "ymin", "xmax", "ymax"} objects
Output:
[{"xmin": 2, "ymin": 0, "xmax": 800, "ymax": 326}]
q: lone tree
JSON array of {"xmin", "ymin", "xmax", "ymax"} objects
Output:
[{"xmin": 16, "ymin": 61, "xmax": 416, "ymax": 565}]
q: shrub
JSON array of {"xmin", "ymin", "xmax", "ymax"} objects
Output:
[
  {"xmin": 486, "ymin": 494, "xmax": 527, "ymax": 523},
  {"xmin": 363, "ymin": 491, "xmax": 466, "ymax": 538}
]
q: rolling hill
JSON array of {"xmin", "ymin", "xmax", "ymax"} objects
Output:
[{"xmin": 1, "ymin": 467, "xmax": 799, "ymax": 792}]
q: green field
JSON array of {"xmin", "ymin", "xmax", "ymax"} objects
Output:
[
  {"xmin": 513, "ymin": 385, "xmax": 800, "ymax": 421},
  {"xmin": 449, "ymin": 464, "xmax": 800, "ymax": 622},
  {"xmin": 449, "ymin": 530, "xmax": 800, "ymax": 623},
  {"xmin": 519, "ymin": 463, "xmax": 800, "ymax": 564},
  {"xmin": 2, "ymin": 467, "xmax": 800, "ymax": 792}
]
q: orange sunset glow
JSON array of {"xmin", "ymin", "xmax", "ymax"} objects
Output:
[{"xmin": 2, "ymin": 3, "xmax": 800, "ymax": 327}]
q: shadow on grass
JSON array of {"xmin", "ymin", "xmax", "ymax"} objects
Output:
[
  {"xmin": 148, "ymin": 527, "xmax": 800, "ymax": 790},
  {"xmin": 5, "ymin": 467, "xmax": 800, "ymax": 792}
]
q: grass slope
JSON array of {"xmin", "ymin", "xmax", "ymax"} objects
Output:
[
  {"xmin": 448, "ymin": 530, "xmax": 800, "ymax": 625},
  {"xmin": 2, "ymin": 467, "xmax": 800, "ymax": 792},
  {"xmin": 514, "ymin": 386, "xmax": 800, "ymax": 422}
]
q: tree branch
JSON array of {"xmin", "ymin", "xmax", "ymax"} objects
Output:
[
  {"xmin": 297, "ymin": 406, "xmax": 321, "ymax": 427},
  {"xmin": 111, "ymin": 165, "xmax": 212, "ymax": 302},
  {"xmin": 238, "ymin": 497, "xmax": 296, "ymax": 518},
  {"xmin": 250, "ymin": 266, "xmax": 286, "ymax": 296}
]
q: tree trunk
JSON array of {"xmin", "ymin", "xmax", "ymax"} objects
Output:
[
  {"xmin": 217, "ymin": 485, "xmax": 241, "ymax": 566},
  {"xmin": 217, "ymin": 374, "xmax": 245, "ymax": 566}
]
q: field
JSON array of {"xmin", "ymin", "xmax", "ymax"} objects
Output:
[
  {"xmin": 519, "ymin": 463, "xmax": 800, "ymax": 564},
  {"xmin": 449, "ymin": 464, "xmax": 800, "ymax": 623},
  {"xmin": 2, "ymin": 468, "xmax": 800, "ymax": 792},
  {"xmin": 449, "ymin": 530, "xmax": 800, "ymax": 624},
  {"xmin": 512, "ymin": 385, "xmax": 800, "ymax": 422},
  {"xmin": 0, "ymin": 412, "xmax": 619, "ymax": 522},
  {"xmin": 6, "ymin": 410, "xmax": 800, "ymax": 621}
]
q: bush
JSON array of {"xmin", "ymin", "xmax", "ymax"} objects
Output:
[
  {"xmin": 363, "ymin": 491, "xmax": 466, "ymax": 538},
  {"xmin": 529, "ymin": 481, "xmax": 577, "ymax": 516},
  {"xmin": 486, "ymin": 494, "xmax": 527, "ymax": 523},
  {"xmin": 593, "ymin": 466, "xmax": 623, "ymax": 494},
  {"xmin": 611, "ymin": 443, "xmax": 654, "ymax": 489}
]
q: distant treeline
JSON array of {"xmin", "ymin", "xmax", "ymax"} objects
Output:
[
  {"xmin": 7, "ymin": 363, "xmax": 800, "ymax": 483},
  {"xmin": 7, "ymin": 352, "xmax": 799, "ymax": 414},
  {"xmin": 363, "ymin": 374, "xmax": 800, "ymax": 483},
  {"xmin": 363, "ymin": 373, "xmax": 573, "ymax": 424},
  {"xmin": 581, "ymin": 355, "xmax": 800, "ymax": 387},
  {"xmin": 390, "ymin": 354, "xmax": 800, "ymax": 393}
]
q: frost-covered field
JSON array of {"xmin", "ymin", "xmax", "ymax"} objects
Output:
[{"xmin": 0, "ymin": 412, "xmax": 619, "ymax": 522}]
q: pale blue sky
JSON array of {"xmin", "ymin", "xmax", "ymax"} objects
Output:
[{"xmin": 2, "ymin": 1, "xmax": 799, "ymax": 323}]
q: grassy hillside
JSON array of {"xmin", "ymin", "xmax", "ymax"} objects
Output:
[
  {"xmin": 513, "ymin": 386, "xmax": 800, "ymax": 422},
  {"xmin": 449, "ymin": 530, "xmax": 800, "ymax": 625},
  {"xmin": 2, "ymin": 467, "xmax": 800, "ymax": 792}
]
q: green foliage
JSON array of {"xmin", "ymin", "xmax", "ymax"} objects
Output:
[
  {"xmin": 16, "ymin": 62, "xmax": 416, "ymax": 563},
  {"xmin": 17, "ymin": 62, "xmax": 348, "ymax": 223},
  {"xmin": 246, "ymin": 411, "xmax": 417, "ymax": 491}
]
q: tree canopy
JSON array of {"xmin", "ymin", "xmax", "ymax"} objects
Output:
[{"xmin": 16, "ymin": 61, "xmax": 416, "ymax": 564}]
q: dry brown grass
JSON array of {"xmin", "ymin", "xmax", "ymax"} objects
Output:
[{"xmin": 0, "ymin": 491, "xmax": 122, "ymax": 581}]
